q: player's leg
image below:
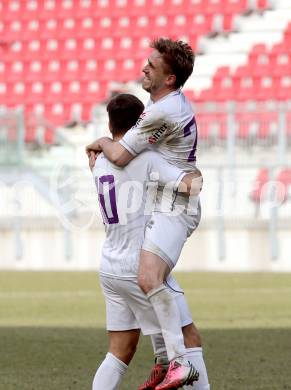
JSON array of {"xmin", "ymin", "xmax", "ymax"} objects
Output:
[
  {"xmin": 138, "ymin": 214, "xmax": 201, "ymax": 389},
  {"xmin": 93, "ymin": 329, "xmax": 140, "ymax": 390},
  {"xmin": 138, "ymin": 249, "xmax": 188, "ymax": 362},
  {"xmin": 162, "ymin": 280, "xmax": 210, "ymax": 390},
  {"xmin": 108, "ymin": 329, "xmax": 140, "ymax": 365},
  {"xmin": 183, "ymin": 324, "xmax": 210, "ymax": 390},
  {"xmin": 139, "ymin": 277, "xmax": 209, "ymax": 390},
  {"xmin": 93, "ymin": 276, "xmax": 141, "ymax": 390},
  {"xmin": 146, "ymin": 327, "xmax": 210, "ymax": 390}
]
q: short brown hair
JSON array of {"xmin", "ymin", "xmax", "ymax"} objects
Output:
[
  {"xmin": 106, "ymin": 94, "xmax": 144, "ymax": 136},
  {"xmin": 151, "ymin": 38, "xmax": 195, "ymax": 88}
]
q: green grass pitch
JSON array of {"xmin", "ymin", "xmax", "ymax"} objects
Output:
[{"xmin": 1, "ymin": 271, "xmax": 291, "ymax": 390}]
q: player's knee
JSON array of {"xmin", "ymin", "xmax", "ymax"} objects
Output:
[
  {"xmin": 182, "ymin": 323, "xmax": 202, "ymax": 348},
  {"xmin": 138, "ymin": 274, "xmax": 160, "ymax": 294}
]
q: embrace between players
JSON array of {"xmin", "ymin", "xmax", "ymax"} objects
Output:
[{"xmin": 86, "ymin": 38, "xmax": 210, "ymax": 390}]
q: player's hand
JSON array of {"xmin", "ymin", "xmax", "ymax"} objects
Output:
[
  {"xmin": 86, "ymin": 140, "xmax": 102, "ymax": 157},
  {"xmin": 86, "ymin": 137, "xmax": 112, "ymax": 157},
  {"xmin": 89, "ymin": 151, "xmax": 98, "ymax": 171},
  {"xmin": 191, "ymin": 168, "xmax": 203, "ymax": 195}
]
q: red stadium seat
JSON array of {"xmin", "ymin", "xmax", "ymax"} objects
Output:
[
  {"xmin": 22, "ymin": 20, "xmax": 41, "ymax": 41},
  {"xmin": 43, "ymin": 102, "xmax": 66, "ymax": 126},
  {"xmin": 54, "ymin": 0, "xmax": 76, "ymax": 19},
  {"xmin": 257, "ymin": 0, "xmax": 269, "ymax": 10},
  {"xmin": 81, "ymin": 81, "xmax": 108, "ymax": 104},
  {"xmin": 25, "ymin": 60, "xmax": 44, "ymax": 82},
  {"xmin": 274, "ymin": 76, "xmax": 291, "ymax": 100},
  {"xmin": 186, "ymin": 0, "xmax": 207, "ymax": 14},
  {"xmin": 187, "ymin": 13, "xmax": 212, "ymax": 35},
  {"xmin": 249, "ymin": 44, "xmax": 271, "ymax": 76},
  {"xmin": 3, "ymin": 20, "xmax": 23, "ymax": 41},
  {"xmin": 0, "ymin": 61, "xmax": 5, "ymax": 83},
  {"xmin": 79, "ymin": 59, "xmax": 98, "ymax": 81},
  {"xmin": 6, "ymin": 61, "xmax": 25, "ymax": 82},
  {"xmin": 255, "ymin": 76, "xmax": 276, "ymax": 101},
  {"xmin": 1, "ymin": 0, "xmax": 22, "ymax": 21},
  {"xmin": 222, "ymin": 13, "xmax": 235, "ymax": 32},
  {"xmin": 270, "ymin": 51, "xmax": 291, "ymax": 77},
  {"xmin": 21, "ymin": 0, "xmax": 41, "ymax": 21},
  {"xmin": 257, "ymin": 112, "xmax": 278, "ymax": 139},
  {"xmin": 60, "ymin": 60, "xmax": 81, "ymax": 81},
  {"xmin": 225, "ymin": 0, "xmax": 248, "ymax": 13},
  {"xmin": 0, "ymin": 0, "xmax": 279, "ymax": 134},
  {"xmin": 205, "ymin": 0, "xmax": 224, "ymax": 14},
  {"xmin": 195, "ymin": 113, "xmax": 214, "ymax": 140},
  {"xmin": 236, "ymin": 113, "xmax": 258, "ymax": 139},
  {"xmin": 38, "ymin": 0, "xmax": 58, "ymax": 20}
]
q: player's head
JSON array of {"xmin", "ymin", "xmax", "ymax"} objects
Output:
[
  {"xmin": 107, "ymin": 94, "xmax": 144, "ymax": 137},
  {"xmin": 142, "ymin": 38, "xmax": 195, "ymax": 96}
]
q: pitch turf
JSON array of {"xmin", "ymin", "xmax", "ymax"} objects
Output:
[{"xmin": 1, "ymin": 272, "xmax": 291, "ymax": 390}]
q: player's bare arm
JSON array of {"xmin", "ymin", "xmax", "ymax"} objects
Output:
[{"xmin": 86, "ymin": 137, "xmax": 134, "ymax": 167}]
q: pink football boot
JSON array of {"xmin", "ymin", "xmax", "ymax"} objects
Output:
[{"xmin": 155, "ymin": 358, "xmax": 199, "ymax": 390}]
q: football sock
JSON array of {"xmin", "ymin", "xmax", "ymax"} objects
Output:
[
  {"xmin": 92, "ymin": 352, "xmax": 128, "ymax": 390},
  {"xmin": 150, "ymin": 333, "xmax": 169, "ymax": 363},
  {"xmin": 184, "ymin": 347, "xmax": 210, "ymax": 390},
  {"xmin": 147, "ymin": 285, "xmax": 186, "ymax": 361}
]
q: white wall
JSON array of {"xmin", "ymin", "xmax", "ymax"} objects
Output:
[{"xmin": 1, "ymin": 221, "xmax": 290, "ymax": 271}]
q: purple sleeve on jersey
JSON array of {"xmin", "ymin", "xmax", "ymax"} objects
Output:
[
  {"xmin": 183, "ymin": 116, "xmax": 197, "ymax": 162},
  {"xmin": 98, "ymin": 175, "xmax": 119, "ymax": 224}
]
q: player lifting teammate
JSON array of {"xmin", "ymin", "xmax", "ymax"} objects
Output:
[
  {"xmin": 87, "ymin": 38, "xmax": 210, "ymax": 390},
  {"xmin": 92, "ymin": 93, "xmax": 202, "ymax": 390}
]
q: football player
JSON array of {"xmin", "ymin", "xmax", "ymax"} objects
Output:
[{"xmin": 87, "ymin": 38, "xmax": 210, "ymax": 390}]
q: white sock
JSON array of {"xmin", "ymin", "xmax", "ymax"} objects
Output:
[
  {"xmin": 92, "ymin": 352, "xmax": 128, "ymax": 390},
  {"xmin": 147, "ymin": 285, "xmax": 186, "ymax": 361},
  {"xmin": 150, "ymin": 333, "xmax": 169, "ymax": 363},
  {"xmin": 184, "ymin": 348, "xmax": 210, "ymax": 390}
]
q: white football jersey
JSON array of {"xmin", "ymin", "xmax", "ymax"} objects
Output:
[
  {"xmin": 93, "ymin": 150, "xmax": 185, "ymax": 278},
  {"xmin": 119, "ymin": 90, "xmax": 198, "ymax": 173}
]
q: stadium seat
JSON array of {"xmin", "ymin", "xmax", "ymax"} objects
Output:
[
  {"xmin": 0, "ymin": 0, "xmax": 280, "ymax": 134},
  {"xmin": 60, "ymin": 60, "xmax": 80, "ymax": 82},
  {"xmin": 1, "ymin": 0, "xmax": 23, "ymax": 21},
  {"xmin": 21, "ymin": 0, "xmax": 41, "ymax": 21},
  {"xmin": 38, "ymin": 0, "xmax": 59, "ymax": 20},
  {"xmin": 274, "ymin": 76, "xmax": 291, "ymax": 101},
  {"xmin": 249, "ymin": 44, "xmax": 272, "ymax": 76},
  {"xmin": 186, "ymin": 0, "xmax": 207, "ymax": 14},
  {"xmin": 225, "ymin": 0, "xmax": 248, "ymax": 13}
]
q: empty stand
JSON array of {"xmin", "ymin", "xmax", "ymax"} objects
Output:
[{"xmin": 0, "ymin": 0, "xmax": 279, "ymax": 142}]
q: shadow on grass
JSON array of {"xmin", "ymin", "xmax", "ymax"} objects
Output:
[{"xmin": 1, "ymin": 327, "xmax": 291, "ymax": 390}]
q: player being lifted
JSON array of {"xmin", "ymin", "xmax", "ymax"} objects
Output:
[
  {"xmin": 92, "ymin": 93, "xmax": 201, "ymax": 390},
  {"xmin": 87, "ymin": 38, "xmax": 210, "ymax": 390}
]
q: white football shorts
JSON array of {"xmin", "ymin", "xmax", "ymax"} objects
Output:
[
  {"xmin": 99, "ymin": 274, "xmax": 193, "ymax": 335},
  {"xmin": 142, "ymin": 199, "xmax": 201, "ymax": 270}
]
